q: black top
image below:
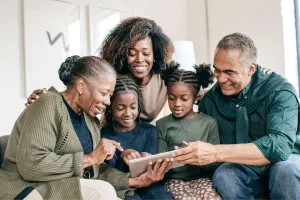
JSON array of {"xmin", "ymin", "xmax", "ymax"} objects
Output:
[
  {"xmin": 101, "ymin": 121, "xmax": 158, "ymax": 172},
  {"xmin": 62, "ymin": 95, "xmax": 93, "ymax": 155}
]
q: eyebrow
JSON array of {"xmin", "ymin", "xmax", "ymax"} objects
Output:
[
  {"xmin": 168, "ymin": 93, "xmax": 191, "ymax": 96},
  {"xmin": 213, "ymin": 65, "xmax": 238, "ymax": 73},
  {"xmin": 128, "ymin": 47, "xmax": 150, "ymax": 50},
  {"xmin": 116, "ymin": 102, "xmax": 137, "ymax": 106}
]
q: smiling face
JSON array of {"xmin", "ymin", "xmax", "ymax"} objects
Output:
[
  {"xmin": 167, "ymin": 82, "xmax": 197, "ymax": 120},
  {"xmin": 127, "ymin": 36, "xmax": 154, "ymax": 85},
  {"xmin": 112, "ymin": 91, "xmax": 139, "ymax": 132},
  {"xmin": 213, "ymin": 49, "xmax": 256, "ymax": 96},
  {"xmin": 78, "ymin": 76, "xmax": 116, "ymax": 117}
]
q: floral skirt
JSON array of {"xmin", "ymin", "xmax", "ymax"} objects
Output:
[{"xmin": 165, "ymin": 178, "xmax": 222, "ymax": 200}]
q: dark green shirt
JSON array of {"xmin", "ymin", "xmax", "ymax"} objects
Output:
[
  {"xmin": 199, "ymin": 67, "xmax": 300, "ymax": 176},
  {"xmin": 157, "ymin": 113, "xmax": 219, "ymax": 180}
]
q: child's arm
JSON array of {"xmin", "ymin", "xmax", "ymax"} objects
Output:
[
  {"xmin": 147, "ymin": 127, "xmax": 158, "ymax": 155},
  {"xmin": 207, "ymin": 119, "xmax": 220, "ymax": 145},
  {"xmin": 157, "ymin": 125, "xmax": 169, "ymax": 153},
  {"xmin": 121, "ymin": 149, "xmax": 141, "ymax": 165}
]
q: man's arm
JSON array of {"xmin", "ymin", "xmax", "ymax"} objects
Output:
[
  {"xmin": 252, "ymin": 91, "xmax": 298, "ymax": 163},
  {"xmin": 215, "ymin": 143, "xmax": 270, "ymax": 166},
  {"xmin": 174, "ymin": 91, "xmax": 298, "ymax": 166},
  {"xmin": 172, "ymin": 141, "xmax": 270, "ymax": 166}
]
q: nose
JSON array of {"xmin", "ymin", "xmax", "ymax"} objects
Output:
[
  {"xmin": 124, "ymin": 108, "xmax": 131, "ymax": 116},
  {"xmin": 103, "ymin": 95, "xmax": 111, "ymax": 106},
  {"xmin": 135, "ymin": 53, "xmax": 144, "ymax": 63},
  {"xmin": 174, "ymin": 99, "xmax": 181, "ymax": 107}
]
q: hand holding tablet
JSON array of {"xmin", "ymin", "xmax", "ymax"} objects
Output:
[{"xmin": 128, "ymin": 150, "xmax": 185, "ymax": 177}]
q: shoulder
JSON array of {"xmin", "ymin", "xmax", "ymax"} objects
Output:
[
  {"xmin": 138, "ymin": 121, "xmax": 158, "ymax": 138},
  {"xmin": 28, "ymin": 87, "xmax": 62, "ymax": 112},
  {"xmin": 198, "ymin": 113, "xmax": 218, "ymax": 125},
  {"xmin": 139, "ymin": 121, "xmax": 157, "ymax": 131},
  {"xmin": 156, "ymin": 114, "xmax": 172, "ymax": 127},
  {"xmin": 199, "ymin": 85, "xmax": 218, "ymax": 106},
  {"xmin": 100, "ymin": 124, "xmax": 113, "ymax": 137},
  {"xmin": 268, "ymin": 90, "xmax": 299, "ymax": 108}
]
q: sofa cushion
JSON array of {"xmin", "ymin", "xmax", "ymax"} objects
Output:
[{"xmin": 0, "ymin": 135, "xmax": 9, "ymax": 167}]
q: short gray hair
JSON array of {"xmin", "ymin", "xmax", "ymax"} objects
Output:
[{"xmin": 216, "ymin": 33, "xmax": 257, "ymax": 69}]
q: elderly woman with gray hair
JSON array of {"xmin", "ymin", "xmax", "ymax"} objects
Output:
[{"xmin": 0, "ymin": 56, "xmax": 171, "ymax": 200}]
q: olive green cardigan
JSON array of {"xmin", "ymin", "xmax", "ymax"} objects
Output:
[{"xmin": 0, "ymin": 87, "xmax": 133, "ymax": 199}]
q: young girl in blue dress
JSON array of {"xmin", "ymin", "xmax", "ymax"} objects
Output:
[
  {"xmin": 157, "ymin": 62, "xmax": 221, "ymax": 200},
  {"xmin": 101, "ymin": 77, "xmax": 174, "ymax": 200}
]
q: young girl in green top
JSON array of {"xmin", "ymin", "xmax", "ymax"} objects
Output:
[{"xmin": 157, "ymin": 62, "xmax": 221, "ymax": 200}]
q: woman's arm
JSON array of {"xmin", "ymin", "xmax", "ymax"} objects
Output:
[{"xmin": 25, "ymin": 88, "xmax": 47, "ymax": 107}]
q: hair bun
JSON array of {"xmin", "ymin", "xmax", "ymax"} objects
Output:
[
  {"xmin": 194, "ymin": 63, "xmax": 214, "ymax": 88},
  {"xmin": 161, "ymin": 60, "xmax": 180, "ymax": 85},
  {"xmin": 58, "ymin": 55, "xmax": 80, "ymax": 86}
]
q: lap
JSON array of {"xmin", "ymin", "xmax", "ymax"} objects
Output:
[{"xmin": 165, "ymin": 178, "xmax": 221, "ymax": 200}]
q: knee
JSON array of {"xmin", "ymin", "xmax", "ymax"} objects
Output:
[
  {"xmin": 97, "ymin": 181, "xmax": 117, "ymax": 199},
  {"xmin": 212, "ymin": 163, "xmax": 240, "ymax": 188},
  {"xmin": 212, "ymin": 163, "xmax": 246, "ymax": 197},
  {"xmin": 103, "ymin": 181, "xmax": 117, "ymax": 195},
  {"xmin": 271, "ymin": 158, "xmax": 300, "ymax": 180}
]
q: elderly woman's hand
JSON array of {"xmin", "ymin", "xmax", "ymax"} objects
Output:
[
  {"xmin": 171, "ymin": 141, "xmax": 218, "ymax": 166},
  {"xmin": 135, "ymin": 158, "xmax": 173, "ymax": 188},
  {"xmin": 83, "ymin": 138, "xmax": 123, "ymax": 168}
]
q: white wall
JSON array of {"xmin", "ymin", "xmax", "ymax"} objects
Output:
[
  {"xmin": 0, "ymin": 0, "xmax": 189, "ymax": 136},
  {"xmin": 0, "ymin": 1, "xmax": 27, "ymax": 136},
  {"xmin": 206, "ymin": 0, "xmax": 286, "ymax": 76},
  {"xmin": 0, "ymin": 0, "xmax": 294, "ymax": 136}
]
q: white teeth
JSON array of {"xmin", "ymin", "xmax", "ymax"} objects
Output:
[{"xmin": 135, "ymin": 66, "xmax": 147, "ymax": 71}]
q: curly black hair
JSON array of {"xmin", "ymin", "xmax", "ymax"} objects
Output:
[
  {"xmin": 161, "ymin": 61, "xmax": 214, "ymax": 94},
  {"xmin": 100, "ymin": 17, "xmax": 174, "ymax": 75},
  {"xmin": 104, "ymin": 77, "xmax": 142, "ymax": 127}
]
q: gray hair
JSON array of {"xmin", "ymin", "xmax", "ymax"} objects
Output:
[
  {"xmin": 59, "ymin": 55, "xmax": 116, "ymax": 88},
  {"xmin": 216, "ymin": 33, "xmax": 257, "ymax": 69}
]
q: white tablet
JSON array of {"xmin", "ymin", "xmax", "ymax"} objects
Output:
[{"xmin": 128, "ymin": 150, "xmax": 185, "ymax": 177}]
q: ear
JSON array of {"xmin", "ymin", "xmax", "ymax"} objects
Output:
[
  {"xmin": 248, "ymin": 63, "xmax": 256, "ymax": 76},
  {"xmin": 76, "ymin": 78, "xmax": 85, "ymax": 95}
]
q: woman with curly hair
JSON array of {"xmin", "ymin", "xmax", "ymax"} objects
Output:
[
  {"xmin": 99, "ymin": 17, "xmax": 174, "ymax": 122},
  {"xmin": 26, "ymin": 17, "xmax": 174, "ymax": 122}
]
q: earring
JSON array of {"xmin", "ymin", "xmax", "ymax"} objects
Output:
[
  {"xmin": 154, "ymin": 59, "xmax": 155, "ymax": 62},
  {"xmin": 79, "ymin": 91, "xmax": 82, "ymax": 95}
]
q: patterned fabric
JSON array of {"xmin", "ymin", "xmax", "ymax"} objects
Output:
[
  {"xmin": 165, "ymin": 178, "xmax": 222, "ymax": 200},
  {"xmin": 199, "ymin": 66, "xmax": 300, "ymax": 176}
]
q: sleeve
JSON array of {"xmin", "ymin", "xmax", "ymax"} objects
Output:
[
  {"xmin": 105, "ymin": 156, "xmax": 117, "ymax": 167},
  {"xmin": 157, "ymin": 121, "xmax": 169, "ymax": 153},
  {"xmin": 97, "ymin": 163, "xmax": 131, "ymax": 190},
  {"xmin": 16, "ymin": 95, "xmax": 84, "ymax": 182},
  {"xmin": 207, "ymin": 119, "xmax": 220, "ymax": 145},
  {"xmin": 253, "ymin": 91, "xmax": 299, "ymax": 163},
  {"xmin": 101, "ymin": 129, "xmax": 117, "ymax": 167},
  {"xmin": 147, "ymin": 127, "xmax": 158, "ymax": 155}
]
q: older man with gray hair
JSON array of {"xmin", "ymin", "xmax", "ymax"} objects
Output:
[{"xmin": 172, "ymin": 33, "xmax": 300, "ymax": 199}]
